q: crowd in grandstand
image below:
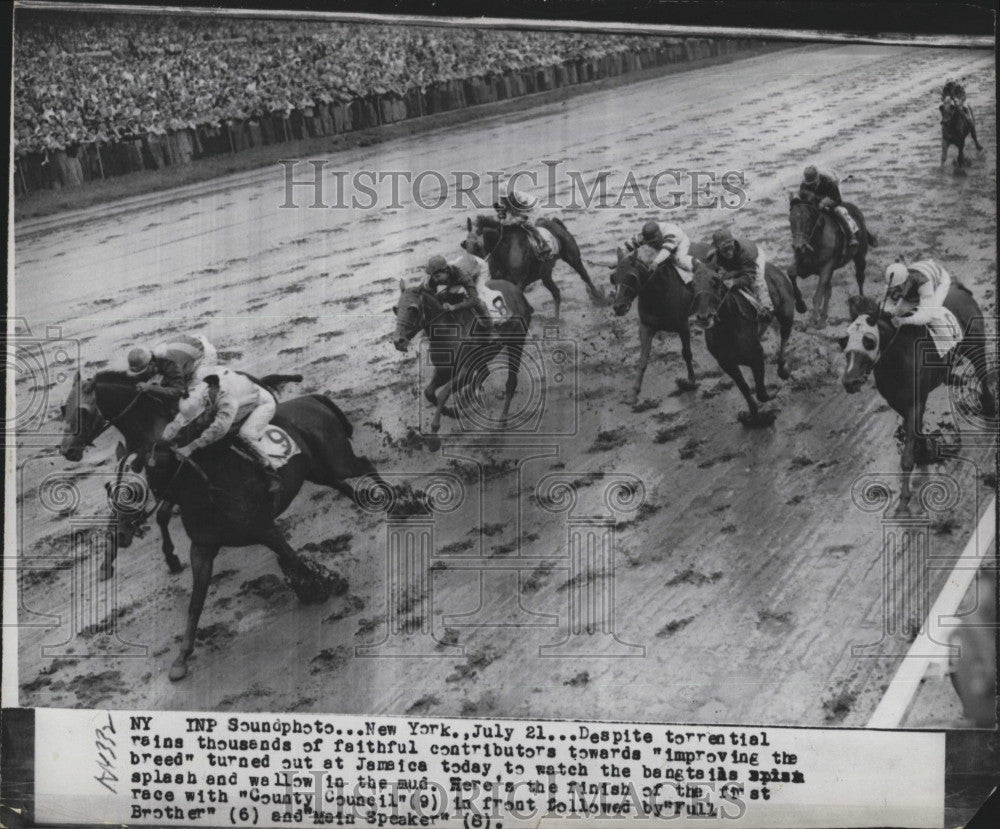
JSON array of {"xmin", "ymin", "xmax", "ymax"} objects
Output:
[{"xmin": 15, "ymin": 12, "xmax": 685, "ymax": 157}]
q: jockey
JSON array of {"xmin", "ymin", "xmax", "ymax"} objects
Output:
[
  {"xmin": 162, "ymin": 366, "xmax": 282, "ymax": 494},
  {"xmin": 799, "ymin": 166, "xmax": 860, "ymax": 253},
  {"xmin": 939, "ymin": 80, "xmax": 982, "ymax": 151},
  {"xmin": 884, "ymin": 260, "xmax": 952, "ymax": 328},
  {"xmin": 493, "ymin": 187, "xmax": 555, "ymax": 260},
  {"xmin": 708, "ymin": 228, "xmax": 774, "ymax": 321},
  {"xmin": 424, "ymin": 254, "xmax": 493, "ymax": 332},
  {"xmin": 625, "ymin": 220, "xmax": 694, "ymax": 281},
  {"xmin": 126, "ymin": 334, "xmax": 219, "ymax": 402}
]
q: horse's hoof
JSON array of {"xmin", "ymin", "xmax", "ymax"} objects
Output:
[
  {"xmin": 624, "ymin": 394, "xmax": 638, "ymax": 407},
  {"xmin": 168, "ymin": 661, "xmax": 188, "ymax": 681},
  {"xmin": 675, "ymin": 378, "xmax": 698, "ymax": 393},
  {"xmin": 795, "ymin": 299, "xmax": 807, "ymax": 314},
  {"xmin": 99, "ymin": 566, "xmax": 113, "ymax": 582},
  {"xmin": 423, "ymin": 434, "xmax": 442, "ymax": 452},
  {"xmin": 778, "ymin": 366, "xmax": 791, "ymax": 381},
  {"xmin": 893, "ymin": 502, "xmax": 912, "ymax": 519},
  {"xmin": 167, "ymin": 559, "xmax": 185, "ymax": 575},
  {"xmin": 755, "ymin": 390, "xmax": 771, "ymax": 403}
]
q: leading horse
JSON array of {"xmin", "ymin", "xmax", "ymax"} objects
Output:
[
  {"xmin": 788, "ymin": 194, "xmax": 877, "ymax": 328},
  {"xmin": 461, "ymin": 215, "xmax": 604, "ymax": 317},
  {"xmin": 393, "ymin": 278, "xmax": 532, "ymax": 435},
  {"xmin": 146, "ymin": 391, "xmax": 383, "ymax": 680},
  {"xmin": 840, "ymin": 289, "xmax": 996, "ymax": 514}
]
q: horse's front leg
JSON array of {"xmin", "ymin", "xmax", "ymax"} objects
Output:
[
  {"xmin": 941, "ymin": 137, "xmax": 949, "ymax": 169},
  {"xmin": 812, "ymin": 264, "xmax": 834, "ymax": 328},
  {"xmin": 425, "ymin": 365, "xmax": 450, "ymax": 406},
  {"xmin": 678, "ymin": 324, "xmax": 698, "ymax": 391},
  {"xmin": 627, "ymin": 323, "xmax": 654, "ymax": 406},
  {"xmin": 500, "ymin": 342, "xmax": 524, "ymax": 428},
  {"xmin": 720, "ymin": 358, "xmax": 758, "ymax": 418},
  {"xmin": 158, "ymin": 500, "xmax": 183, "ymax": 574},
  {"xmin": 431, "ymin": 378, "xmax": 456, "ymax": 434},
  {"xmin": 776, "ymin": 316, "xmax": 793, "ymax": 380},
  {"xmin": 169, "ymin": 542, "xmax": 218, "ymax": 681},
  {"xmin": 99, "ymin": 535, "xmax": 118, "ymax": 581},
  {"xmin": 896, "ymin": 410, "xmax": 918, "ymax": 517}
]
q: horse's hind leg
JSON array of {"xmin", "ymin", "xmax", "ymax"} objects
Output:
[
  {"xmin": 677, "ymin": 325, "xmax": 698, "ymax": 391},
  {"xmin": 559, "ymin": 236, "xmax": 603, "ymax": 301},
  {"xmin": 627, "ymin": 323, "xmax": 654, "ymax": 406},
  {"xmin": 158, "ymin": 500, "xmax": 183, "ymax": 574},
  {"xmin": 169, "ymin": 542, "xmax": 219, "ymax": 681},
  {"xmin": 424, "ymin": 366, "xmax": 450, "ymax": 406},
  {"xmin": 852, "ymin": 250, "xmax": 867, "ymax": 297},
  {"xmin": 776, "ymin": 316, "xmax": 792, "ymax": 381},
  {"xmin": 941, "ymin": 138, "xmax": 949, "ymax": 169},
  {"xmin": 540, "ymin": 264, "xmax": 562, "ymax": 319},
  {"xmin": 262, "ymin": 526, "xmax": 330, "ymax": 604}
]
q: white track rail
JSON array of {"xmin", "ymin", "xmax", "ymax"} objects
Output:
[{"xmin": 867, "ymin": 497, "xmax": 996, "ymax": 729}]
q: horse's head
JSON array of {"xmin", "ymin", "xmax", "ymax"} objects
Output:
[
  {"xmin": 690, "ymin": 259, "xmax": 725, "ymax": 329},
  {"xmin": 608, "ymin": 248, "xmax": 646, "ymax": 316},
  {"xmin": 392, "ymin": 279, "xmax": 431, "ymax": 352},
  {"xmin": 788, "ymin": 194, "xmax": 818, "ymax": 256},
  {"xmin": 839, "ymin": 314, "xmax": 881, "ymax": 393},
  {"xmin": 59, "ymin": 371, "xmax": 106, "ymax": 462},
  {"xmin": 460, "ymin": 217, "xmax": 488, "ymax": 258}
]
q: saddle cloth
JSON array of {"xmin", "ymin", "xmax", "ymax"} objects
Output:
[
  {"xmin": 480, "ymin": 283, "xmax": 512, "ymax": 322},
  {"xmin": 255, "ymin": 425, "xmax": 301, "ymax": 468},
  {"xmin": 922, "ymin": 307, "xmax": 963, "ymax": 358},
  {"xmin": 534, "ymin": 226, "xmax": 560, "ymax": 260}
]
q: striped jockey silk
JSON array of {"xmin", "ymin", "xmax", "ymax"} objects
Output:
[{"xmin": 907, "ymin": 260, "xmax": 950, "ymax": 290}]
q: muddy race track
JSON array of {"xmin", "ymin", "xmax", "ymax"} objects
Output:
[{"xmin": 14, "ymin": 44, "xmax": 997, "ymax": 726}]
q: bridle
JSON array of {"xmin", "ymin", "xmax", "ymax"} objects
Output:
[
  {"xmin": 691, "ymin": 272, "xmax": 734, "ymax": 323},
  {"xmin": 791, "ymin": 201, "xmax": 824, "ymax": 254}
]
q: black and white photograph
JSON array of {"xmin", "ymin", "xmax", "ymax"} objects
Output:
[{"xmin": 4, "ymin": 0, "xmax": 998, "ymax": 826}]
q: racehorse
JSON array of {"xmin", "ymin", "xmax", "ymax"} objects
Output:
[
  {"xmin": 840, "ymin": 289, "xmax": 996, "ymax": 515},
  {"xmin": 145, "ymin": 392, "xmax": 382, "ymax": 680},
  {"xmin": 940, "ymin": 97, "xmax": 980, "ymax": 171},
  {"xmin": 608, "ymin": 245, "xmax": 706, "ymax": 405},
  {"xmin": 787, "ymin": 194, "xmax": 877, "ymax": 328},
  {"xmin": 461, "ymin": 215, "xmax": 605, "ymax": 317},
  {"xmin": 60, "ymin": 370, "xmax": 182, "ymax": 577},
  {"xmin": 689, "ymin": 256, "xmax": 798, "ymax": 425},
  {"xmin": 59, "ymin": 370, "xmax": 300, "ymax": 580},
  {"xmin": 393, "ymin": 278, "xmax": 532, "ymax": 435}
]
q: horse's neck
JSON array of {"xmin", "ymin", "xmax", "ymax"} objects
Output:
[{"xmin": 97, "ymin": 384, "xmax": 165, "ymax": 448}]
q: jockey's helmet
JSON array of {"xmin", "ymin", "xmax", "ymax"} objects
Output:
[
  {"xmin": 884, "ymin": 262, "xmax": 909, "ymax": 289},
  {"xmin": 803, "ymin": 165, "xmax": 818, "ymax": 183},
  {"xmin": 504, "ymin": 190, "xmax": 532, "ymax": 214},
  {"xmin": 424, "ymin": 254, "xmax": 449, "ymax": 277},
  {"xmin": 126, "ymin": 346, "xmax": 154, "ymax": 376},
  {"xmin": 712, "ymin": 228, "xmax": 735, "ymax": 253},
  {"xmin": 641, "ymin": 221, "xmax": 663, "ymax": 246}
]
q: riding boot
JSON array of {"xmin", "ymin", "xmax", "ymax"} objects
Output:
[{"xmin": 240, "ymin": 438, "xmax": 282, "ymax": 495}]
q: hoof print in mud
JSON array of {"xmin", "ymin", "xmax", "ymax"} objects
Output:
[{"xmin": 738, "ymin": 409, "xmax": 777, "ymax": 428}]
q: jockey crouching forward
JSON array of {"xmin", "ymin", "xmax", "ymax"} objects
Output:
[
  {"xmin": 424, "ymin": 254, "xmax": 494, "ymax": 334},
  {"xmin": 126, "ymin": 334, "xmax": 219, "ymax": 402},
  {"xmin": 162, "ymin": 367, "xmax": 282, "ymax": 494},
  {"xmin": 799, "ymin": 166, "xmax": 860, "ymax": 255},
  {"xmin": 708, "ymin": 228, "xmax": 774, "ymax": 324},
  {"xmin": 494, "ymin": 188, "xmax": 556, "ymax": 260},
  {"xmin": 885, "ymin": 260, "xmax": 952, "ymax": 327},
  {"xmin": 624, "ymin": 220, "xmax": 694, "ymax": 281},
  {"xmin": 940, "ymin": 81, "xmax": 982, "ymax": 151}
]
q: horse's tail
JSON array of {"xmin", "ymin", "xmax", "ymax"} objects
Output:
[
  {"xmin": 311, "ymin": 394, "xmax": 354, "ymax": 438},
  {"xmin": 544, "ymin": 216, "xmax": 568, "ymax": 232},
  {"xmin": 866, "ymin": 230, "xmax": 878, "ymax": 248}
]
